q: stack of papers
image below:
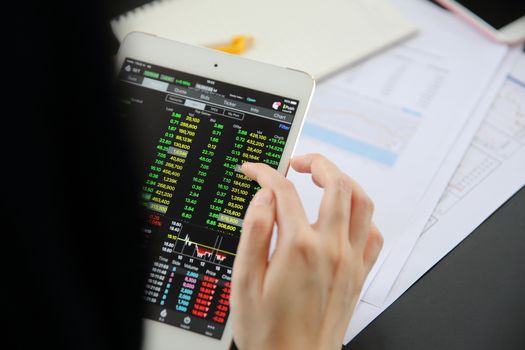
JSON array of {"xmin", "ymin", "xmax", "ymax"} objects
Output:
[
  {"xmin": 287, "ymin": 0, "xmax": 525, "ymax": 343},
  {"xmin": 345, "ymin": 47, "xmax": 525, "ymax": 343}
]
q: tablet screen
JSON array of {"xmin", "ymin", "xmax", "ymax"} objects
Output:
[{"xmin": 117, "ymin": 58, "xmax": 299, "ymax": 339}]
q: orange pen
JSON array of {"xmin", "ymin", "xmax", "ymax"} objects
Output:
[{"xmin": 208, "ymin": 35, "xmax": 255, "ymax": 54}]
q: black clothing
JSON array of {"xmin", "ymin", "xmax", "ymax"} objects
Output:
[{"xmin": 4, "ymin": 2, "xmax": 143, "ymax": 349}]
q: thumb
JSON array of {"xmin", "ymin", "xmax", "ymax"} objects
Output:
[
  {"xmin": 232, "ymin": 188, "xmax": 275, "ymax": 297},
  {"xmin": 363, "ymin": 224, "xmax": 383, "ymax": 274}
]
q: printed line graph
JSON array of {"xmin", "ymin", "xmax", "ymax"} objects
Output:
[
  {"xmin": 304, "ymin": 90, "xmax": 421, "ymax": 165},
  {"xmin": 303, "ymin": 44, "xmax": 449, "ymax": 166}
]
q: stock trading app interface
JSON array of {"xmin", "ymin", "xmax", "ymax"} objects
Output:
[{"xmin": 117, "ymin": 58, "xmax": 299, "ymax": 339}]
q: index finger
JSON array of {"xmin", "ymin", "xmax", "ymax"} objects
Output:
[
  {"xmin": 292, "ymin": 153, "xmax": 374, "ymax": 250},
  {"xmin": 290, "ymin": 153, "xmax": 351, "ymax": 236},
  {"xmin": 242, "ymin": 162, "xmax": 308, "ymax": 233}
]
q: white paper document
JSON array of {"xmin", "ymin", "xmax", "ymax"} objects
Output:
[
  {"xmin": 344, "ymin": 48, "xmax": 525, "ymax": 344},
  {"xmin": 288, "ymin": 0, "xmax": 507, "ymax": 299},
  {"xmin": 362, "ymin": 44, "xmax": 520, "ymax": 307}
]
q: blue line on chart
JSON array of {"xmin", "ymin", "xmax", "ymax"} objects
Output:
[
  {"xmin": 401, "ymin": 107, "xmax": 422, "ymax": 117},
  {"xmin": 302, "ymin": 122, "xmax": 398, "ymax": 166},
  {"xmin": 507, "ymin": 75, "xmax": 525, "ymax": 90}
]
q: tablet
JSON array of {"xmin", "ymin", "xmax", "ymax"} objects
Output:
[{"xmin": 114, "ymin": 32, "xmax": 315, "ymax": 350}]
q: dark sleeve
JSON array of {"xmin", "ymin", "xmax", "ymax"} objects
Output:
[{"xmin": 3, "ymin": 2, "xmax": 143, "ymax": 349}]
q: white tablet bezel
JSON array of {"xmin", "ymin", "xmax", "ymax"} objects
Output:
[{"xmin": 115, "ymin": 31, "xmax": 315, "ymax": 350}]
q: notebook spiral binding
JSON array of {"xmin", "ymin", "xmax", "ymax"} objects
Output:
[{"xmin": 111, "ymin": 0, "xmax": 168, "ymax": 25}]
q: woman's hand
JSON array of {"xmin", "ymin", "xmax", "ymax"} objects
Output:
[{"xmin": 231, "ymin": 153, "xmax": 383, "ymax": 350}]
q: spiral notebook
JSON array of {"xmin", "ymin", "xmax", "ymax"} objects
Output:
[{"xmin": 111, "ymin": 0, "xmax": 417, "ymax": 80}]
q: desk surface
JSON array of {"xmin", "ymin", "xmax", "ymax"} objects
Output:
[
  {"xmin": 109, "ymin": 2, "xmax": 525, "ymax": 349},
  {"xmin": 345, "ymin": 184, "xmax": 525, "ymax": 350}
]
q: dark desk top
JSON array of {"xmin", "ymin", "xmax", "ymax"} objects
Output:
[{"xmin": 346, "ymin": 185, "xmax": 525, "ymax": 350}]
